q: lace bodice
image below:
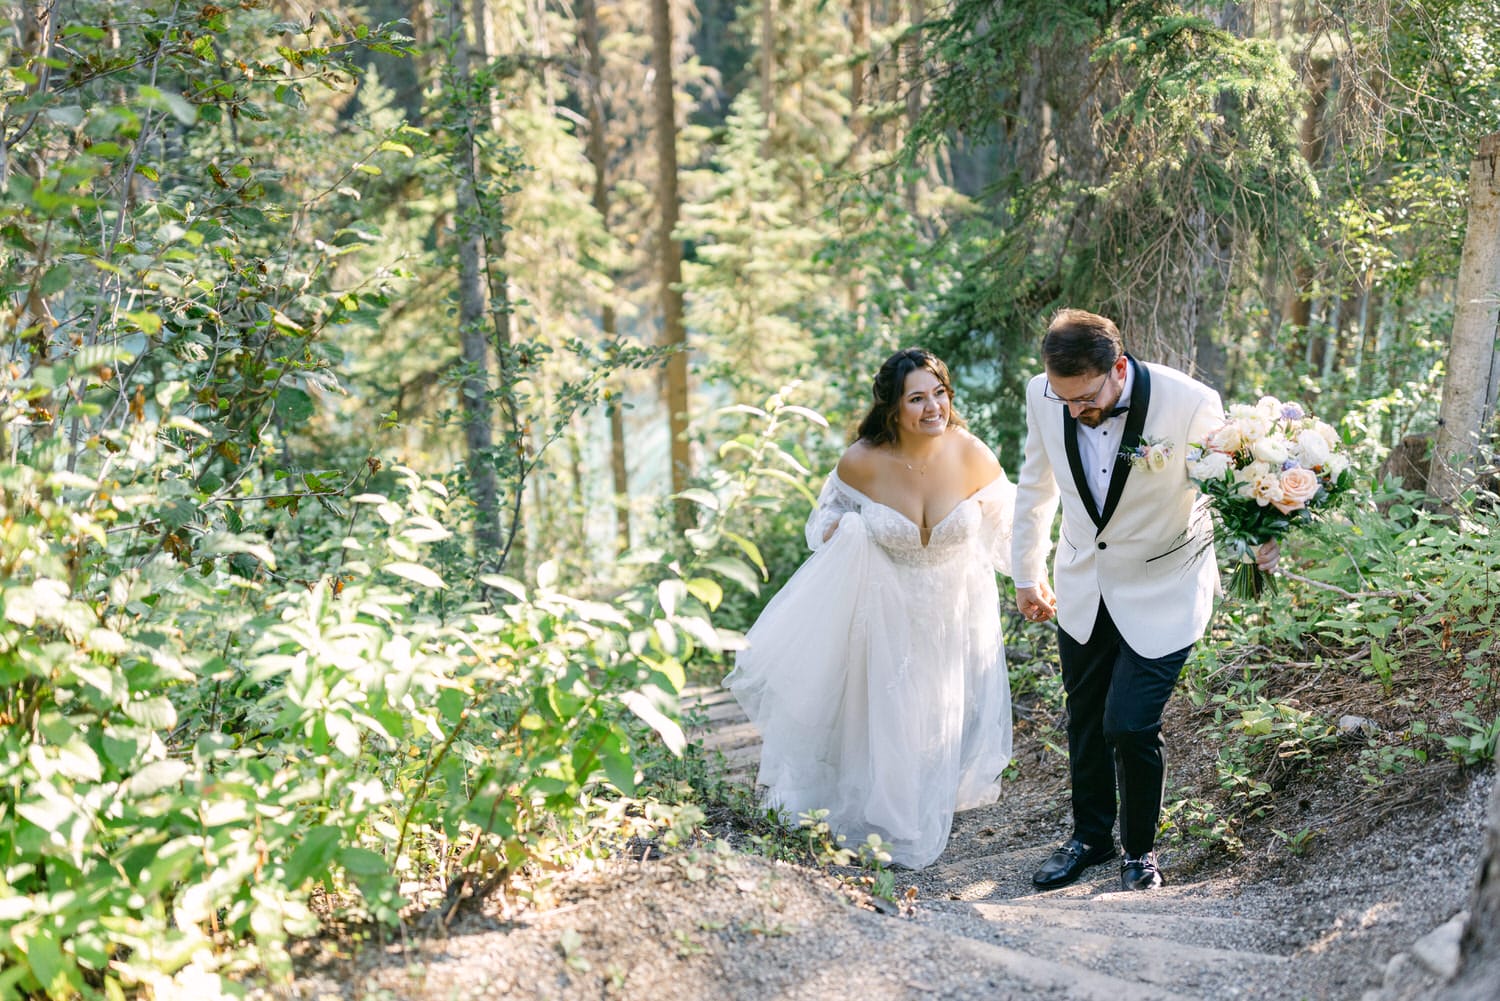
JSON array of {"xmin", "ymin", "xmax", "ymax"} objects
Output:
[
  {"xmin": 859, "ymin": 496, "xmax": 984, "ymax": 567},
  {"xmin": 806, "ymin": 471, "xmax": 1014, "ymax": 573}
]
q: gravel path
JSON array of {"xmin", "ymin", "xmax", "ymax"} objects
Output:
[{"xmin": 261, "ymin": 688, "xmax": 1494, "ymax": 1001}]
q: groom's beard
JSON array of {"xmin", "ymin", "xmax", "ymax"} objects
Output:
[{"xmin": 1077, "ymin": 409, "xmax": 1107, "ymax": 427}]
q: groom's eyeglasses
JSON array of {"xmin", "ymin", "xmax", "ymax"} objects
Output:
[{"xmin": 1043, "ymin": 373, "xmax": 1112, "ymax": 407}]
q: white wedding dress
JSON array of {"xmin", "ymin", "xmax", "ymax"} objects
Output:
[{"xmin": 724, "ymin": 470, "xmax": 1016, "ymax": 868}]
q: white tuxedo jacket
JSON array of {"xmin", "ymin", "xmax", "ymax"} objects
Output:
[{"xmin": 1011, "ymin": 358, "xmax": 1224, "ymax": 659}]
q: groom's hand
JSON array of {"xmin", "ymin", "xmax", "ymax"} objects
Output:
[{"xmin": 1016, "ymin": 582, "xmax": 1057, "ymax": 624}]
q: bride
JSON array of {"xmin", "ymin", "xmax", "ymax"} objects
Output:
[{"xmin": 725, "ymin": 348, "xmax": 1017, "ymax": 868}]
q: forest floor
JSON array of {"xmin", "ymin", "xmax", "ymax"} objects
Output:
[{"xmin": 257, "ymin": 645, "xmax": 1495, "ymax": 1001}]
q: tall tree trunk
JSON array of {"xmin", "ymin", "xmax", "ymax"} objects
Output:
[
  {"xmin": 851, "ymin": 0, "xmax": 867, "ymax": 149},
  {"xmin": 1355, "ymin": 286, "xmax": 1383, "ymax": 397},
  {"xmin": 904, "ymin": 0, "xmax": 923, "ymax": 158},
  {"xmin": 650, "ymin": 0, "xmax": 692, "ymax": 526},
  {"xmin": 449, "ymin": 0, "xmax": 502, "ymax": 557},
  {"xmin": 581, "ymin": 0, "xmax": 631, "ymax": 553},
  {"xmin": 1432, "ymin": 132, "xmax": 1500, "ymax": 501},
  {"xmin": 1283, "ymin": 56, "xmax": 1331, "ymax": 358},
  {"xmin": 760, "ymin": 0, "xmax": 775, "ymax": 149}
]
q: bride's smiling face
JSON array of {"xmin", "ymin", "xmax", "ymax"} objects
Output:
[{"xmin": 898, "ymin": 369, "xmax": 950, "ymax": 439}]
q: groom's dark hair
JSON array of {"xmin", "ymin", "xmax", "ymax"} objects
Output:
[{"xmin": 1043, "ymin": 309, "xmax": 1124, "ymax": 377}]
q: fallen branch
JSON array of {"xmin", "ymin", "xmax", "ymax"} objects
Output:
[{"xmin": 1278, "ymin": 570, "xmax": 1431, "ymax": 605}]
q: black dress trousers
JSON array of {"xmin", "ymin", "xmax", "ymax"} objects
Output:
[{"xmin": 1056, "ymin": 599, "xmax": 1192, "ymax": 858}]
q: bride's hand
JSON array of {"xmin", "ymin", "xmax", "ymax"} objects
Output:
[{"xmin": 1016, "ymin": 582, "xmax": 1056, "ymax": 623}]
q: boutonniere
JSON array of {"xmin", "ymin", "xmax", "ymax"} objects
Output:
[{"xmin": 1121, "ymin": 435, "xmax": 1175, "ymax": 472}]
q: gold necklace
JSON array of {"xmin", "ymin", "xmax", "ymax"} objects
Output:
[{"xmin": 895, "ymin": 451, "xmax": 929, "ymax": 476}]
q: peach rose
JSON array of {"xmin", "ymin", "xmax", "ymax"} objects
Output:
[{"xmin": 1272, "ymin": 467, "xmax": 1320, "ymax": 513}]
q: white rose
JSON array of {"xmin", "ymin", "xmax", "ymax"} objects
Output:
[
  {"xmin": 1238, "ymin": 459, "xmax": 1272, "ymax": 483},
  {"xmin": 1189, "ymin": 450, "xmax": 1231, "ymax": 480},
  {"xmin": 1251, "ymin": 435, "xmax": 1290, "ymax": 465},
  {"xmin": 1147, "ymin": 443, "xmax": 1171, "ymax": 472},
  {"xmin": 1314, "ymin": 420, "xmax": 1339, "ymax": 448},
  {"xmin": 1237, "ymin": 414, "xmax": 1273, "ymax": 445},
  {"xmin": 1296, "ymin": 428, "xmax": 1332, "ymax": 469},
  {"xmin": 1326, "ymin": 452, "xmax": 1350, "ymax": 477},
  {"xmin": 1207, "ymin": 423, "xmax": 1243, "ymax": 454},
  {"xmin": 1256, "ymin": 395, "xmax": 1283, "ymax": 418}
]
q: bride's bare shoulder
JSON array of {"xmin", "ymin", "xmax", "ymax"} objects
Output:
[
  {"xmin": 950, "ymin": 428, "xmax": 1002, "ymax": 482},
  {"xmin": 836, "ymin": 439, "xmax": 883, "ymax": 494}
]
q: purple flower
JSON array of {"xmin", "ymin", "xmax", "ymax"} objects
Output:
[
  {"xmin": 1281, "ymin": 402, "xmax": 1306, "ymax": 421},
  {"xmin": 1282, "ymin": 459, "xmax": 1300, "ymax": 471}
]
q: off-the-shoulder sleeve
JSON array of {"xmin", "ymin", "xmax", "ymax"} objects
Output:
[
  {"xmin": 975, "ymin": 473, "xmax": 1017, "ymax": 575},
  {"xmin": 805, "ymin": 471, "xmax": 862, "ymax": 551}
]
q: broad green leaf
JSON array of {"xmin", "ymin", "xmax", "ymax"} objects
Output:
[
  {"xmin": 677, "ymin": 487, "xmax": 720, "ymax": 511},
  {"xmin": 270, "ymin": 309, "xmax": 304, "ymax": 333},
  {"xmin": 164, "ymin": 415, "xmax": 213, "ymax": 437},
  {"xmin": 23, "ymin": 927, "xmax": 75, "ymax": 997},
  {"xmin": 124, "ymin": 759, "xmax": 189, "ymax": 797},
  {"xmin": 700, "ymin": 555, "xmax": 762, "ymax": 594},
  {"xmin": 338, "ymin": 846, "xmax": 389, "ymax": 877},
  {"xmin": 121, "ymin": 309, "xmax": 161, "ymax": 336},
  {"xmin": 285, "ymin": 826, "xmax": 343, "ymax": 887},
  {"xmin": 384, "ymin": 562, "xmax": 445, "ymax": 589},
  {"xmin": 139, "ymin": 85, "xmax": 197, "ymax": 125},
  {"xmin": 675, "ymin": 613, "xmax": 726, "ymax": 652},
  {"xmin": 50, "ymin": 739, "xmax": 102, "ymax": 782},
  {"xmin": 597, "ymin": 730, "xmax": 636, "ymax": 794},
  {"xmin": 44, "ymin": 105, "xmax": 84, "ymax": 127},
  {"xmin": 657, "ymin": 578, "xmax": 686, "ymax": 616},
  {"xmin": 203, "ymin": 533, "xmax": 276, "ymax": 570},
  {"xmin": 123, "ymin": 696, "xmax": 177, "ymax": 729},
  {"xmin": 39, "ymin": 265, "xmax": 72, "ymax": 295},
  {"xmin": 754, "ymin": 466, "xmax": 817, "ymax": 497},
  {"xmin": 724, "ymin": 531, "xmax": 765, "ymax": 572},
  {"xmin": 619, "ymin": 691, "xmax": 686, "ymax": 756},
  {"xmin": 652, "ymin": 619, "xmax": 679, "ymax": 656},
  {"xmin": 684, "ymin": 577, "xmax": 723, "ymax": 611},
  {"xmin": 274, "ymin": 387, "xmax": 314, "ymax": 423},
  {"xmin": 775, "ymin": 404, "xmax": 829, "ymax": 427}
]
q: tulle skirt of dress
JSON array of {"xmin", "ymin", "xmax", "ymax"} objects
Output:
[{"xmin": 724, "ymin": 514, "xmax": 1013, "ymax": 869}]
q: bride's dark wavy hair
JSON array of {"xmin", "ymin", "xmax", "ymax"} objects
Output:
[{"xmin": 855, "ymin": 348, "xmax": 966, "ymax": 446}]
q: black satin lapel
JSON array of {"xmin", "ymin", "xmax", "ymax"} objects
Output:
[
  {"xmin": 1064, "ymin": 407, "xmax": 1103, "ymax": 528},
  {"xmin": 1099, "ymin": 356, "xmax": 1151, "ymax": 528}
]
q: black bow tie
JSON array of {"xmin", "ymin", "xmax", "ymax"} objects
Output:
[{"xmin": 1107, "ymin": 405, "xmax": 1129, "ymax": 418}]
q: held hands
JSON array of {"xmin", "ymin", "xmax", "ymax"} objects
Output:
[
  {"xmin": 1016, "ymin": 581, "xmax": 1057, "ymax": 624},
  {"xmin": 1255, "ymin": 540, "xmax": 1280, "ymax": 574}
]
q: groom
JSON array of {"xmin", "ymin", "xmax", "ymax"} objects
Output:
[{"xmin": 1011, "ymin": 309, "xmax": 1225, "ymax": 891}]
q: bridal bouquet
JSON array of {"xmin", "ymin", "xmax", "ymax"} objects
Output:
[{"xmin": 1187, "ymin": 396, "xmax": 1354, "ymax": 599}]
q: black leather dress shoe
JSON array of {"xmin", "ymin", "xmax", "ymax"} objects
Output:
[
  {"xmin": 1031, "ymin": 838, "xmax": 1117, "ymax": 889},
  {"xmin": 1121, "ymin": 851, "xmax": 1164, "ymax": 890}
]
